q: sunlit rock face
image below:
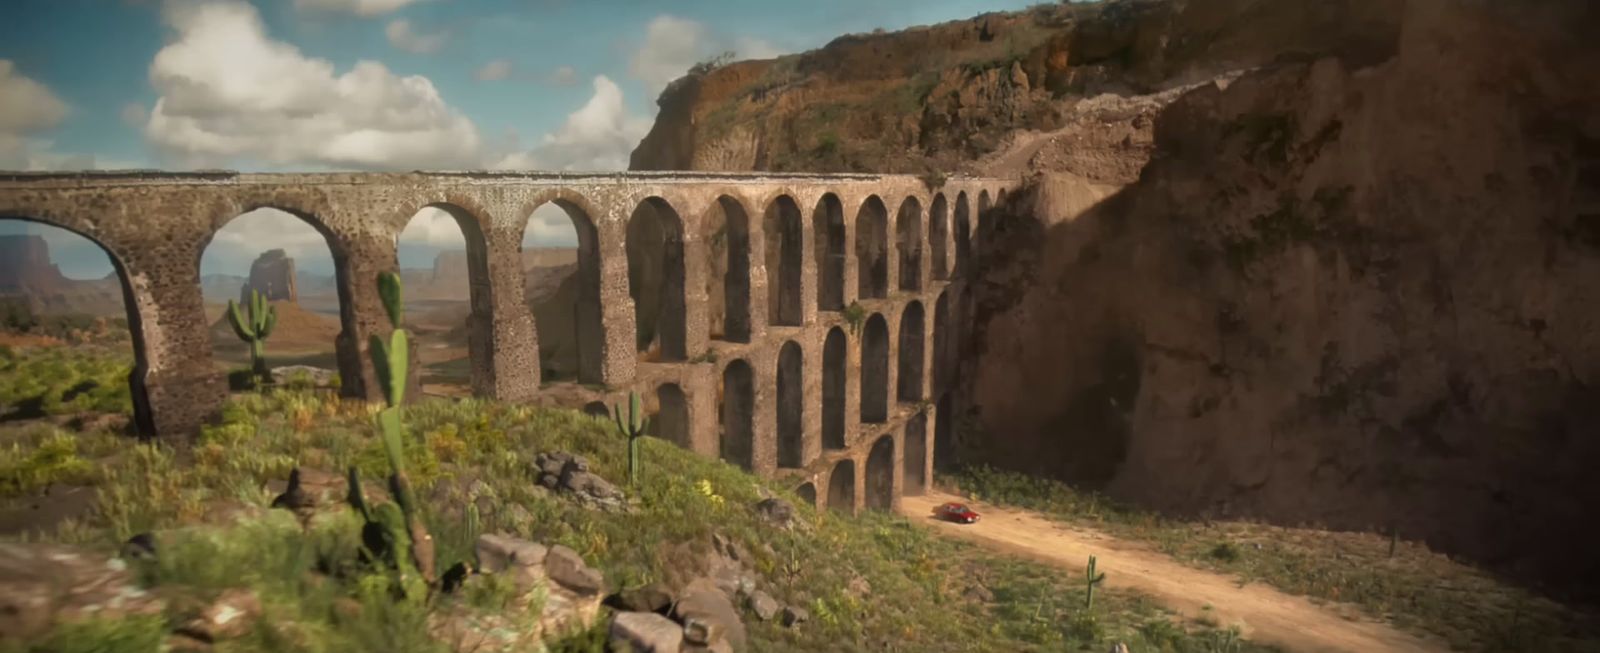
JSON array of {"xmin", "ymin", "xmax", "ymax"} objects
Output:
[{"xmin": 242, "ymin": 249, "xmax": 298, "ymax": 304}]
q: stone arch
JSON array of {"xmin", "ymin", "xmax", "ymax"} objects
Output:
[
  {"xmin": 904, "ymin": 412, "xmax": 928, "ymax": 495},
  {"xmin": 0, "ymin": 216, "xmax": 155, "ymax": 435},
  {"xmin": 861, "ymin": 313, "xmax": 890, "ymax": 423},
  {"xmin": 777, "ymin": 340, "xmax": 804, "ymax": 469},
  {"xmin": 929, "ymin": 194, "xmax": 949, "ymax": 281},
  {"xmin": 202, "ymin": 206, "xmax": 356, "ymax": 393},
  {"xmin": 812, "ymin": 193, "xmax": 846, "ymax": 311},
  {"xmin": 935, "ymin": 392, "xmax": 954, "ymax": 471},
  {"xmin": 582, "ymin": 401, "xmax": 610, "ymax": 418},
  {"xmin": 954, "ymin": 192, "xmax": 972, "ymax": 277},
  {"xmin": 763, "ymin": 195, "xmax": 803, "ymax": 327},
  {"xmin": 796, "ymin": 481, "xmax": 818, "ymax": 507},
  {"xmin": 705, "ymin": 195, "xmax": 752, "ymax": 343},
  {"xmin": 652, "ymin": 382, "xmax": 690, "ymax": 449},
  {"xmin": 719, "ymin": 358, "xmax": 755, "ymax": 471},
  {"xmin": 978, "ymin": 189, "xmax": 992, "ymax": 221},
  {"xmin": 396, "ymin": 203, "xmax": 494, "ymax": 396},
  {"xmin": 521, "ymin": 199, "xmax": 604, "ymax": 384},
  {"xmin": 626, "ymin": 197, "xmax": 687, "ymax": 362},
  {"xmin": 827, "ymin": 459, "xmax": 856, "ymax": 513},
  {"xmin": 822, "ymin": 326, "xmax": 847, "ymax": 450},
  {"xmin": 865, "ymin": 434, "xmax": 895, "ymax": 511},
  {"xmin": 854, "ymin": 196, "xmax": 889, "ymax": 300},
  {"xmin": 933, "ymin": 290, "xmax": 952, "ymax": 395},
  {"xmin": 897, "ymin": 300, "xmax": 925, "ymax": 402},
  {"xmin": 895, "ymin": 197, "xmax": 923, "ymax": 292}
]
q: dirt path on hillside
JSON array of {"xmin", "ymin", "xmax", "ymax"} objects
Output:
[{"xmin": 900, "ymin": 491, "xmax": 1447, "ymax": 653}]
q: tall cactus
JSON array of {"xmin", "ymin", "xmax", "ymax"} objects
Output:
[
  {"xmin": 226, "ymin": 289, "xmax": 277, "ymax": 383},
  {"xmin": 366, "ymin": 271, "xmax": 434, "ymax": 584},
  {"xmin": 1083, "ymin": 555, "xmax": 1107, "ymax": 610},
  {"xmin": 611, "ymin": 391, "xmax": 650, "ymax": 488}
]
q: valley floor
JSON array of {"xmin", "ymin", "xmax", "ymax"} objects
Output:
[{"xmin": 901, "ymin": 490, "xmax": 1446, "ymax": 653}]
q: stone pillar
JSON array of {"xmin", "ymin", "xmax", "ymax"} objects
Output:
[
  {"xmin": 884, "ymin": 308, "xmax": 901, "ymax": 410},
  {"xmin": 478, "ymin": 217, "xmax": 540, "ymax": 400},
  {"xmin": 801, "ymin": 330, "xmax": 823, "ymax": 467},
  {"xmin": 852, "ymin": 449, "xmax": 867, "ymax": 514},
  {"xmin": 681, "ymin": 225, "xmax": 711, "ymax": 360},
  {"xmin": 797, "ymin": 193, "xmax": 819, "ymax": 326},
  {"xmin": 329, "ymin": 225, "xmax": 409, "ymax": 403},
  {"xmin": 917, "ymin": 196, "xmax": 934, "ymax": 297},
  {"xmin": 750, "ymin": 349, "xmax": 778, "ymax": 476},
  {"xmin": 595, "ymin": 203, "xmax": 637, "ymax": 386},
  {"xmin": 121, "ymin": 240, "xmax": 227, "ymax": 439},
  {"xmin": 890, "ymin": 427, "xmax": 905, "ymax": 513},
  {"xmin": 840, "ymin": 194, "xmax": 860, "ymax": 308},
  {"xmin": 746, "ymin": 214, "xmax": 770, "ymax": 343},
  {"xmin": 686, "ymin": 366, "xmax": 719, "ymax": 458},
  {"xmin": 921, "ymin": 292, "xmax": 938, "ymax": 404},
  {"xmin": 845, "ymin": 323, "xmax": 862, "ymax": 449}
]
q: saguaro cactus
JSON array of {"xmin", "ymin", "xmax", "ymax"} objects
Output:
[
  {"xmin": 226, "ymin": 289, "xmax": 277, "ymax": 383},
  {"xmin": 611, "ymin": 391, "xmax": 650, "ymax": 487},
  {"xmin": 366, "ymin": 271, "xmax": 435, "ymax": 584},
  {"xmin": 1084, "ymin": 555, "xmax": 1107, "ymax": 610}
]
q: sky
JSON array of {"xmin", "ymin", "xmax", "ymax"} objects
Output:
[{"xmin": 0, "ymin": 0, "xmax": 1040, "ymax": 279}]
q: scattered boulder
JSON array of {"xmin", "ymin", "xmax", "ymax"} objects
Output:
[
  {"xmin": 610, "ymin": 611, "xmax": 685, "ymax": 653},
  {"xmin": 780, "ymin": 605, "xmax": 810, "ymax": 628},
  {"xmin": 474, "ymin": 534, "xmax": 548, "ymax": 590},
  {"xmin": 545, "ymin": 544, "xmax": 605, "ymax": 597},
  {"xmin": 673, "ymin": 578, "xmax": 747, "ymax": 653},
  {"xmin": 534, "ymin": 452, "xmax": 627, "ymax": 511},
  {"xmin": 119, "ymin": 532, "xmax": 157, "ymax": 562},
  {"xmin": 746, "ymin": 590, "xmax": 779, "ymax": 622},
  {"xmin": 0, "ymin": 542, "xmax": 165, "ymax": 642},
  {"xmin": 962, "ymin": 582, "xmax": 995, "ymax": 603},
  {"xmin": 180, "ymin": 588, "xmax": 262, "ymax": 642},
  {"xmin": 464, "ymin": 534, "xmax": 607, "ymax": 638},
  {"xmin": 752, "ymin": 498, "xmax": 795, "ymax": 529}
]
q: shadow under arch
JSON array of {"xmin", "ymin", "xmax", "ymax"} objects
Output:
[
  {"xmin": 627, "ymin": 196, "xmax": 687, "ymax": 362},
  {"xmin": 929, "ymin": 193, "xmax": 949, "ymax": 281},
  {"xmin": 895, "ymin": 196, "xmax": 923, "ymax": 292},
  {"xmin": 402, "ymin": 202, "xmax": 499, "ymax": 396},
  {"xmin": 519, "ymin": 197, "xmax": 604, "ymax": 385},
  {"xmin": 704, "ymin": 195, "xmax": 753, "ymax": 343},
  {"xmin": 855, "ymin": 196, "xmax": 889, "ymax": 300},
  {"xmin": 812, "ymin": 193, "xmax": 846, "ymax": 311},
  {"xmin": 763, "ymin": 194, "xmax": 803, "ymax": 327},
  {"xmin": 0, "ymin": 214, "xmax": 155, "ymax": 436}
]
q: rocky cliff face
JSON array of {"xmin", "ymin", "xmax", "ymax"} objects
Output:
[
  {"xmin": 0, "ymin": 235, "xmax": 124, "ymax": 316},
  {"xmin": 959, "ymin": 0, "xmax": 1600, "ymax": 600},
  {"xmin": 241, "ymin": 249, "xmax": 297, "ymax": 304},
  {"xmin": 630, "ymin": 0, "xmax": 1399, "ymax": 174}
]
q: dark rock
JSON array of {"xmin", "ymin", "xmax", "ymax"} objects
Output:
[
  {"xmin": 270, "ymin": 468, "xmax": 315, "ymax": 513},
  {"xmin": 606, "ymin": 582, "xmax": 675, "ymax": 614},
  {"xmin": 753, "ymin": 498, "xmax": 795, "ymax": 528},
  {"xmin": 609, "ymin": 611, "xmax": 684, "ymax": 653},
  {"xmin": 534, "ymin": 450, "xmax": 627, "ymax": 511},
  {"xmin": 545, "ymin": 544, "xmax": 605, "ymax": 596},
  {"xmin": 120, "ymin": 532, "xmax": 157, "ymax": 562},
  {"xmin": 780, "ymin": 605, "xmax": 810, "ymax": 628}
]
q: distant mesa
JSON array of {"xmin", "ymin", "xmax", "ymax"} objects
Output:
[
  {"xmin": 0, "ymin": 234, "xmax": 123, "ymax": 316},
  {"xmin": 241, "ymin": 249, "xmax": 297, "ymax": 304}
]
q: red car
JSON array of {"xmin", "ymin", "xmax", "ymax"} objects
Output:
[{"xmin": 933, "ymin": 502, "xmax": 981, "ymax": 524}]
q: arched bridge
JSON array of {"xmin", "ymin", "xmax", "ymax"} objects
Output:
[{"xmin": 0, "ymin": 170, "xmax": 1015, "ymax": 513}]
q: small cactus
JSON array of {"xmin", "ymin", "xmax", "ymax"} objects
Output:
[
  {"xmin": 611, "ymin": 391, "xmax": 650, "ymax": 488},
  {"xmin": 1084, "ymin": 555, "xmax": 1106, "ymax": 610},
  {"xmin": 226, "ymin": 289, "xmax": 277, "ymax": 384}
]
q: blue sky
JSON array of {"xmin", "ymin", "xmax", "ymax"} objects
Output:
[{"xmin": 0, "ymin": 0, "xmax": 1038, "ymax": 280}]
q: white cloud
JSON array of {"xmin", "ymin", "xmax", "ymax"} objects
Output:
[
  {"xmin": 0, "ymin": 60, "xmax": 68, "ymax": 134},
  {"xmin": 397, "ymin": 207, "xmax": 465, "ymax": 247},
  {"xmin": 292, "ymin": 0, "xmax": 426, "ymax": 17},
  {"xmin": 474, "ymin": 59, "xmax": 512, "ymax": 81},
  {"xmin": 489, "ymin": 75, "xmax": 650, "ymax": 172},
  {"xmin": 143, "ymin": 1, "xmax": 482, "ymax": 170},
  {"xmin": 523, "ymin": 204, "xmax": 579, "ymax": 248},
  {"xmin": 385, "ymin": 19, "xmax": 448, "ymax": 54},
  {"xmin": 627, "ymin": 15, "xmax": 790, "ymax": 98},
  {"xmin": 201, "ymin": 208, "xmax": 336, "ymax": 276}
]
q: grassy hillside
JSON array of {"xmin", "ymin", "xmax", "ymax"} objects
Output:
[{"xmin": 0, "ymin": 345, "xmax": 1277, "ymax": 652}]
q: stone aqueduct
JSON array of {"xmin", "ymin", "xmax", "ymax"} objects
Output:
[{"xmin": 0, "ymin": 171, "xmax": 1015, "ymax": 513}]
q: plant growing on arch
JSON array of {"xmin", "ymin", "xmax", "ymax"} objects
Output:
[{"xmin": 226, "ymin": 289, "xmax": 277, "ymax": 386}]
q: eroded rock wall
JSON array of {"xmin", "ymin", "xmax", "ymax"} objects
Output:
[{"xmin": 964, "ymin": 0, "xmax": 1600, "ymax": 598}]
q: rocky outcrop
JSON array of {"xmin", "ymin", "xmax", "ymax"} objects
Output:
[
  {"xmin": 961, "ymin": 0, "xmax": 1600, "ymax": 600},
  {"xmin": 630, "ymin": 0, "xmax": 1401, "ymax": 174},
  {"xmin": 0, "ymin": 235, "xmax": 124, "ymax": 316},
  {"xmin": 241, "ymin": 249, "xmax": 297, "ymax": 304},
  {"xmin": 534, "ymin": 451, "xmax": 628, "ymax": 511},
  {"xmin": 0, "ymin": 542, "xmax": 165, "ymax": 643}
]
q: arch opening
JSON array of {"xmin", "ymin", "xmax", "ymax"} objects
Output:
[
  {"xmin": 897, "ymin": 301, "xmax": 925, "ymax": 403},
  {"xmin": 855, "ymin": 196, "xmax": 889, "ymax": 300},
  {"xmin": 652, "ymin": 382, "xmax": 690, "ymax": 449},
  {"xmin": 954, "ymin": 192, "xmax": 972, "ymax": 278},
  {"xmin": 395, "ymin": 205, "xmax": 488, "ymax": 397},
  {"xmin": 929, "ymin": 194, "xmax": 949, "ymax": 281},
  {"xmin": 777, "ymin": 340, "xmax": 804, "ymax": 469},
  {"xmin": 795, "ymin": 481, "xmax": 818, "ymax": 507},
  {"xmin": 826, "ymin": 459, "xmax": 856, "ymax": 513},
  {"xmin": 764, "ymin": 195, "xmax": 803, "ymax": 327},
  {"xmin": 202, "ymin": 208, "xmax": 346, "ymax": 393},
  {"xmin": 0, "ymin": 218, "xmax": 148, "ymax": 434},
  {"xmin": 523, "ymin": 202, "xmax": 600, "ymax": 384},
  {"xmin": 861, "ymin": 313, "xmax": 890, "ymax": 423},
  {"xmin": 626, "ymin": 197, "xmax": 687, "ymax": 362},
  {"xmin": 865, "ymin": 434, "xmax": 895, "ymax": 511},
  {"xmin": 822, "ymin": 327, "xmax": 847, "ymax": 450},
  {"xmin": 719, "ymin": 359, "xmax": 755, "ymax": 471},
  {"xmin": 812, "ymin": 194, "xmax": 846, "ymax": 311},
  {"xmin": 904, "ymin": 412, "xmax": 927, "ymax": 495},
  {"xmin": 933, "ymin": 291, "xmax": 952, "ymax": 395},
  {"xmin": 895, "ymin": 197, "xmax": 923, "ymax": 292},
  {"xmin": 705, "ymin": 196, "xmax": 752, "ymax": 343}
]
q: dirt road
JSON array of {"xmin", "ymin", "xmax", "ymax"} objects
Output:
[{"xmin": 900, "ymin": 491, "xmax": 1447, "ymax": 653}]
